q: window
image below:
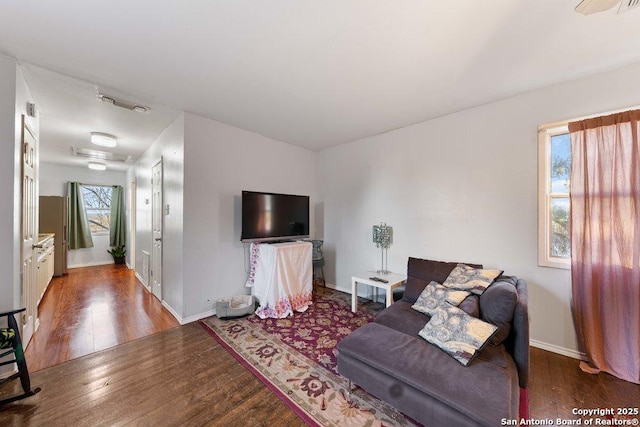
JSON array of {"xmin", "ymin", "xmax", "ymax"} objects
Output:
[
  {"xmin": 82, "ymin": 185, "xmax": 112, "ymax": 234},
  {"xmin": 538, "ymin": 123, "xmax": 571, "ymax": 269}
]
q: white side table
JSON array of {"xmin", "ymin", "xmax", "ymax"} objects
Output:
[{"xmin": 351, "ymin": 272, "xmax": 407, "ymax": 313}]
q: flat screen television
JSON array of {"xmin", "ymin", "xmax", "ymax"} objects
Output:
[{"xmin": 241, "ymin": 191, "xmax": 310, "ymax": 243}]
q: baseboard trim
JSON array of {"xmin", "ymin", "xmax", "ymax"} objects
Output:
[
  {"xmin": 330, "ymin": 282, "xmax": 391, "ymax": 304},
  {"xmin": 67, "ymin": 260, "xmax": 114, "ymax": 269},
  {"xmin": 329, "ymin": 282, "xmax": 346, "ymax": 293},
  {"xmin": 161, "ymin": 301, "xmax": 182, "ymax": 323},
  {"xmin": 530, "ymin": 339, "xmax": 587, "ymax": 361},
  {"xmin": 160, "ymin": 301, "xmax": 215, "ymax": 325},
  {"xmin": 134, "ymin": 271, "xmax": 148, "ymax": 289},
  {"xmin": 182, "ymin": 310, "xmax": 216, "ymax": 325}
]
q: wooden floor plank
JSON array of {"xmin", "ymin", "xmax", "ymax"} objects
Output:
[
  {"xmin": 25, "ymin": 264, "xmax": 179, "ymax": 372},
  {"xmin": 4, "ymin": 323, "xmax": 639, "ymax": 426},
  {"xmin": 530, "ymin": 348, "xmax": 560, "ymax": 419},
  {"xmin": 1, "ymin": 323, "xmax": 303, "ymax": 427},
  {"xmin": 17, "ymin": 327, "xmax": 206, "ymax": 419},
  {"xmin": 2, "ymin": 265, "xmax": 638, "ymax": 425}
]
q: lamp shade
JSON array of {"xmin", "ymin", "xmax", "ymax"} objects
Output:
[{"xmin": 372, "ymin": 223, "xmax": 392, "ymax": 249}]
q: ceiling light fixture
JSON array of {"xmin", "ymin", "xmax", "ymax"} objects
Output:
[
  {"xmin": 96, "ymin": 92, "xmax": 151, "ymax": 113},
  {"xmin": 88, "ymin": 162, "xmax": 107, "ymax": 171},
  {"xmin": 97, "ymin": 94, "xmax": 116, "ymax": 105},
  {"xmin": 71, "ymin": 147, "xmax": 133, "ymax": 163},
  {"xmin": 90, "ymin": 132, "xmax": 117, "ymax": 148}
]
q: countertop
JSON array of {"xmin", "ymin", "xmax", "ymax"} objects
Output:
[{"xmin": 37, "ymin": 233, "xmax": 55, "ymax": 245}]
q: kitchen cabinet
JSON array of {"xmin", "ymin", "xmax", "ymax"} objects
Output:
[{"xmin": 36, "ymin": 233, "xmax": 55, "ymax": 305}]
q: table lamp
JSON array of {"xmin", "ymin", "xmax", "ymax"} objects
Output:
[{"xmin": 372, "ymin": 222, "xmax": 392, "ymax": 274}]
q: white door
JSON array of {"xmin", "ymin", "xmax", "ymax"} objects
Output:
[
  {"xmin": 21, "ymin": 116, "xmax": 38, "ymax": 345},
  {"xmin": 151, "ymin": 160, "xmax": 163, "ymax": 300},
  {"xmin": 129, "ymin": 180, "xmax": 136, "ymax": 271}
]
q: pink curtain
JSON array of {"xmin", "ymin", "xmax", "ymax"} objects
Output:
[{"xmin": 568, "ymin": 110, "xmax": 640, "ymax": 384}]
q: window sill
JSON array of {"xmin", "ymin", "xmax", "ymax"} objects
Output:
[{"xmin": 538, "ymin": 258, "xmax": 571, "ymax": 270}]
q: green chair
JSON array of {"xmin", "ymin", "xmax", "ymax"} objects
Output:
[
  {"xmin": 0, "ymin": 308, "xmax": 41, "ymax": 406},
  {"xmin": 311, "ymin": 240, "xmax": 326, "ymax": 288}
]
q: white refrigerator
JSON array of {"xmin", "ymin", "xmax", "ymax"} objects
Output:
[{"xmin": 39, "ymin": 196, "xmax": 68, "ymax": 276}]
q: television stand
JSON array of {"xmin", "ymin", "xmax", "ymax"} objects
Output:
[
  {"xmin": 265, "ymin": 239, "xmax": 307, "ymax": 245},
  {"xmin": 245, "ymin": 241, "xmax": 313, "ymax": 318}
]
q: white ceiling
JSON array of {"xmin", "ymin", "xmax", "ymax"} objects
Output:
[
  {"xmin": 20, "ymin": 64, "xmax": 180, "ymax": 171},
  {"xmin": 1, "ymin": 0, "xmax": 640, "ymax": 166}
]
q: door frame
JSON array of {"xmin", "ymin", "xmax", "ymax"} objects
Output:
[
  {"xmin": 20, "ymin": 115, "xmax": 38, "ymax": 346},
  {"xmin": 151, "ymin": 158, "xmax": 163, "ymax": 301},
  {"xmin": 129, "ymin": 179, "xmax": 136, "ymax": 270}
]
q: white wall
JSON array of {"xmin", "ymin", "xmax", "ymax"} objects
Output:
[
  {"xmin": 15, "ymin": 66, "xmax": 37, "ymax": 309},
  {"xmin": 0, "ymin": 54, "xmax": 38, "ymax": 313},
  {"xmin": 316, "ymin": 61, "xmax": 640, "ymax": 357},
  {"xmin": 0, "ymin": 54, "xmax": 18, "ymax": 312},
  {"xmin": 134, "ymin": 113, "xmax": 184, "ymax": 315},
  {"xmin": 0, "ymin": 57, "xmax": 38, "ymax": 371},
  {"xmin": 180, "ymin": 113, "xmax": 316, "ymax": 319},
  {"xmin": 39, "ymin": 162, "xmax": 127, "ymax": 268},
  {"xmin": 132, "ymin": 112, "xmax": 316, "ymax": 322}
]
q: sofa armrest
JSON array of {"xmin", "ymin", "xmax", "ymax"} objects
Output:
[{"xmin": 504, "ymin": 278, "xmax": 529, "ymax": 388}]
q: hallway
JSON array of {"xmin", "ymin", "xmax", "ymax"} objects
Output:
[{"xmin": 25, "ymin": 264, "xmax": 179, "ymax": 372}]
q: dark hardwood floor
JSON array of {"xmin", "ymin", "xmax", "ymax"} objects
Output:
[
  {"xmin": 1, "ymin": 266, "xmax": 637, "ymax": 425},
  {"xmin": 529, "ymin": 347, "xmax": 639, "ymax": 420},
  {"xmin": 1, "ymin": 323, "xmax": 303, "ymax": 426},
  {"xmin": 24, "ymin": 264, "xmax": 179, "ymax": 372}
]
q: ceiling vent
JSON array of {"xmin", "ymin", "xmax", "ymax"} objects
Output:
[
  {"xmin": 97, "ymin": 92, "xmax": 150, "ymax": 113},
  {"xmin": 618, "ymin": 0, "xmax": 640, "ymax": 12},
  {"xmin": 71, "ymin": 147, "xmax": 133, "ymax": 163},
  {"xmin": 575, "ymin": 0, "xmax": 640, "ymax": 14}
]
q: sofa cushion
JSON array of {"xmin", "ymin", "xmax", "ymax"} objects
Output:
[
  {"xmin": 337, "ymin": 322, "xmax": 519, "ymax": 426},
  {"xmin": 459, "ymin": 294, "xmax": 480, "ymax": 318},
  {"xmin": 402, "ymin": 277, "xmax": 430, "ymax": 306},
  {"xmin": 375, "ymin": 301, "xmax": 429, "ymax": 336},
  {"xmin": 442, "ymin": 264, "xmax": 503, "ymax": 295},
  {"xmin": 402, "ymin": 258, "xmax": 482, "ymax": 304},
  {"xmin": 480, "ymin": 277, "xmax": 518, "ymax": 345},
  {"xmin": 412, "ymin": 281, "xmax": 470, "ymax": 316},
  {"xmin": 418, "ymin": 305, "xmax": 498, "ymax": 366}
]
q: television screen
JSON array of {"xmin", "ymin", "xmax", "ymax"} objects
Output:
[{"xmin": 241, "ymin": 191, "xmax": 310, "ymax": 242}]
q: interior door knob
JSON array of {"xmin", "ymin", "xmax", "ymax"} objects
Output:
[{"xmin": 155, "ymin": 238, "xmax": 162, "ymax": 241}]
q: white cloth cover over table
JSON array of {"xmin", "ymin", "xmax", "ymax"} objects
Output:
[{"xmin": 246, "ymin": 241, "xmax": 313, "ymax": 319}]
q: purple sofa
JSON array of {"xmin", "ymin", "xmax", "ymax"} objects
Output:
[{"xmin": 337, "ymin": 257, "xmax": 529, "ymax": 427}]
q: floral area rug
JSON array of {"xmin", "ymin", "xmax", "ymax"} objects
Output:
[
  {"xmin": 199, "ymin": 287, "xmax": 417, "ymax": 427},
  {"xmin": 247, "ymin": 287, "xmax": 374, "ymax": 374}
]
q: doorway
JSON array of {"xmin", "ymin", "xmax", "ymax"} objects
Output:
[
  {"xmin": 151, "ymin": 159, "xmax": 163, "ymax": 301},
  {"xmin": 129, "ymin": 180, "xmax": 136, "ymax": 270},
  {"xmin": 21, "ymin": 115, "xmax": 38, "ymax": 346}
]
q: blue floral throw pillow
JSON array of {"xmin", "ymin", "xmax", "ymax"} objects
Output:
[
  {"xmin": 418, "ymin": 305, "xmax": 498, "ymax": 366},
  {"xmin": 442, "ymin": 263, "xmax": 503, "ymax": 295},
  {"xmin": 411, "ymin": 281, "xmax": 471, "ymax": 316}
]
